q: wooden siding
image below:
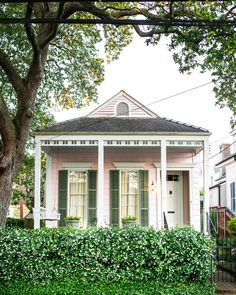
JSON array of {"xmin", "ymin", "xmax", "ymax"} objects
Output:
[
  {"xmin": 89, "ymin": 94, "xmax": 154, "ymax": 118},
  {"xmin": 51, "ymin": 147, "xmax": 194, "ymax": 228}
]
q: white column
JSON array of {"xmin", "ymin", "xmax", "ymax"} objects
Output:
[
  {"xmin": 203, "ymin": 139, "xmax": 210, "ymax": 233},
  {"xmin": 45, "ymin": 154, "xmax": 53, "ymax": 228},
  {"xmin": 161, "ymin": 139, "xmax": 167, "ymax": 228},
  {"xmin": 156, "ymin": 168, "xmax": 162, "ymax": 229},
  {"xmin": 34, "ymin": 139, "xmax": 41, "ymax": 229},
  {"xmin": 97, "ymin": 140, "xmax": 104, "ymax": 226}
]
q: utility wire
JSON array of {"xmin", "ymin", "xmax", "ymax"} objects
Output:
[
  {"xmin": 209, "ymin": 140, "xmax": 236, "ymax": 160},
  {"xmin": 41, "ymin": 80, "xmax": 213, "ymax": 142},
  {"xmin": 146, "ymin": 81, "xmax": 213, "ymax": 106}
]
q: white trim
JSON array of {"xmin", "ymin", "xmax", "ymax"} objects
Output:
[
  {"xmin": 67, "ymin": 170, "xmax": 88, "ymax": 228},
  {"xmin": 154, "ymin": 163, "xmax": 195, "ymax": 169},
  {"xmin": 113, "ymin": 162, "xmax": 145, "ymax": 169},
  {"xmin": 189, "ymin": 169, "xmax": 193, "ymax": 225},
  {"xmin": 161, "ymin": 139, "xmax": 167, "ymax": 228},
  {"xmin": 156, "ymin": 168, "xmax": 162, "ymax": 229},
  {"xmin": 36, "ymin": 134, "xmax": 209, "ymax": 142},
  {"xmin": 97, "ymin": 140, "xmax": 104, "ymax": 226},
  {"xmin": 45, "ymin": 155, "xmax": 54, "ymax": 227},
  {"xmin": 203, "ymin": 138, "xmax": 210, "ymax": 233},
  {"xmin": 34, "ymin": 139, "xmax": 41, "ymax": 229},
  {"xmin": 63, "ymin": 163, "xmax": 93, "ymax": 169},
  {"xmin": 119, "ymin": 170, "xmax": 143, "ymax": 226}
]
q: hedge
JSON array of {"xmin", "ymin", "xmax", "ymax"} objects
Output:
[
  {"xmin": 0, "ymin": 226, "xmax": 214, "ymax": 284},
  {"xmin": 6, "ymin": 218, "xmax": 24, "ymax": 228},
  {"xmin": 1, "ymin": 279, "xmax": 215, "ymax": 295}
]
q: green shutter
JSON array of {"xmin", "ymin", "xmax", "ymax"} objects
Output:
[
  {"xmin": 58, "ymin": 170, "xmax": 68, "ymax": 227},
  {"xmin": 88, "ymin": 171, "xmax": 97, "ymax": 226},
  {"xmin": 110, "ymin": 170, "xmax": 119, "ymax": 225},
  {"xmin": 139, "ymin": 170, "xmax": 149, "ymax": 227}
]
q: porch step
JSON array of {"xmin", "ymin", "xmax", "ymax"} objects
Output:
[{"xmin": 216, "ymin": 283, "xmax": 236, "ymax": 294}]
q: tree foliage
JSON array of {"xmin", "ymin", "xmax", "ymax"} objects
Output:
[{"xmin": 0, "ymin": 1, "xmax": 235, "ymax": 226}]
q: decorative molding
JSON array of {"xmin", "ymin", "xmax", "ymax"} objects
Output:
[
  {"xmin": 154, "ymin": 163, "xmax": 195, "ymax": 169},
  {"xmin": 113, "ymin": 162, "xmax": 145, "ymax": 169},
  {"xmin": 104, "ymin": 140, "xmax": 160, "ymax": 146},
  {"xmin": 63, "ymin": 163, "xmax": 94, "ymax": 170},
  {"xmin": 42, "ymin": 140, "xmax": 98, "ymax": 146}
]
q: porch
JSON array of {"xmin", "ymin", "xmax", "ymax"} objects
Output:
[{"xmin": 34, "ymin": 135, "xmax": 210, "ymax": 231}]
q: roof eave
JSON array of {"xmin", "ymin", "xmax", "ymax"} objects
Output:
[{"xmin": 34, "ymin": 131, "xmax": 211, "ymax": 136}]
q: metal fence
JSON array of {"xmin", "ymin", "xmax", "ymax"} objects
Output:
[{"xmin": 214, "ymin": 238, "xmax": 236, "ymax": 283}]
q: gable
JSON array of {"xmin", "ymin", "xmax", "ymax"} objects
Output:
[{"xmin": 87, "ymin": 90, "xmax": 158, "ymax": 118}]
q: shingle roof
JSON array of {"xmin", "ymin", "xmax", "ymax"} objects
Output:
[{"xmin": 36, "ymin": 117, "xmax": 209, "ymax": 134}]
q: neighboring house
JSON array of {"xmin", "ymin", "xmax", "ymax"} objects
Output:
[
  {"xmin": 209, "ymin": 128, "xmax": 236, "ymax": 236},
  {"xmin": 210, "ymin": 131, "xmax": 236, "ymax": 211},
  {"xmin": 34, "ymin": 90, "xmax": 210, "ymax": 231}
]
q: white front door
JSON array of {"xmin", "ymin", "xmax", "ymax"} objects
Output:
[{"xmin": 166, "ymin": 172, "xmax": 183, "ymax": 228}]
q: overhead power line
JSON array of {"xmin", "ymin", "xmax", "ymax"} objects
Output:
[
  {"xmin": 0, "ymin": 0, "xmax": 231, "ymax": 2},
  {"xmin": 44, "ymin": 80, "xmax": 213, "ymax": 141},
  {"xmin": 146, "ymin": 81, "xmax": 213, "ymax": 106},
  {"xmin": 0, "ymin": 18, "xmax": 235, "ymax": 26}
]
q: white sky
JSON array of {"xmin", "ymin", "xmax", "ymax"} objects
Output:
[{"xmin": 54, "ymin": 36, "xmax": 232, "ymax": 158}]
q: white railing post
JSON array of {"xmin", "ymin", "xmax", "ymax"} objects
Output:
[
  {"xmin": 203, "ymin": 138, "xmax": 210, "ymax": 233},
  {"xmin": 45, "ymin": 154, "xmax": 53, "ymax": 228},
  {"xmin": 97, "ymin": 139, "xmax": 104, "ymax": 226},
  {"xmin": 34, "ymin": 138, "xmax": 41, "ymax": 229},
  {"xmin": 161, "ymin": 139, "xmax": 167, "ymax": 228}
]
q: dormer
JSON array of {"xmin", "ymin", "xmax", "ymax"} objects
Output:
[{"xmin": 87, "ymin": 90, "xmax": 158, "ymax": 118}]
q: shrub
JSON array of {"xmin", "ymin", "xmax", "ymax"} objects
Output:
[
  {"xmin": 0, "ymin": 226, "xmax": 214, "ymax": 284},
  {"xmin": 0, "ymin": 279, "xmax": 215, "ymax": 295},
  {"xmin": 228, "ymin": 217, "xmax": 236, "ymax": 237},
  {"xmin": 6, "ymin": 218, "xmax": 24, "ymax": 228}
]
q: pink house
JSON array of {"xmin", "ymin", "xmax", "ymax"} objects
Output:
[{"xmin": 34, "ymin": 90, "xmax": 210, "ymax": 231}]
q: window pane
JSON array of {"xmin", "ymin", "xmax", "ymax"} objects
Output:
[
  {"xmin": 231, "ymin": 182, "xmax": 236, "ymax": 212},
  {"xmin": 121, "ymin": 171, "xmax": 138, "ymax": 219},
  {"xmin": 68, "ymin": 171, "xmax": 87, "ymax": 227}
]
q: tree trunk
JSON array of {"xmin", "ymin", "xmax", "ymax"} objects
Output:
[{"xmin": 0, "ymin": 164, "xmax": 15, "ymax": 227}]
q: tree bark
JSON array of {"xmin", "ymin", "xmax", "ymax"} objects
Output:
[{"xmin": 0, "ymin": 165, "xmax": 15, "ymax": 227}]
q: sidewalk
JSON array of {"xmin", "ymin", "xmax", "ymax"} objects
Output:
[{"xmin": 216, "ymin": 282, "xmax": 236, "ymax": 294}]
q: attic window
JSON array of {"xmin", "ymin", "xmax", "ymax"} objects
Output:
[{"xmin": 117, "ymin": 102, "xmax": 129, "ymax": 116}]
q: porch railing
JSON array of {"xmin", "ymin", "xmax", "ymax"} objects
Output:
[{"xmin": 209, "ymin": 207, "xmax": 235, "ymax": 238}]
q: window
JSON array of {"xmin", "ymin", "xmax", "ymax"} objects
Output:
[
  {"xmin": 121, "ymin": 171, "xmax": 138, "ymax": 219},
  {"xmin": 58, "ymin": 170, "xmax": 97, "ymax": 227},
  {"xmin": 68, "ymin": 171, "xmax": 87, "ymax": 227},
  {"xmin": 117, "ymin": 102, "xmax": 129, "ymax": 116},
  {"xmin": 110, "ymin": 170, "xmax": 148, "ymax": 226},
  {"xmin": 231, "ymin": 182, "xmax": 236, "ymax": 212}
]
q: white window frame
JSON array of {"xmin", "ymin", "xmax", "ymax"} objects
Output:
[
  {"xmin": 67, "ymin": 170, "xmax": 88, "ymax": 227},
  {"xmin": 119, "ymin": 170, "xmax": 140, "ymax": 225},
  {"xmin": 230, "ymin": 182, "xmax": 236, "ymax": 212}
]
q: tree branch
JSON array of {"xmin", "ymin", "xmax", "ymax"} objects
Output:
[
  {"xmin": 0, "ymin": 49, "xmax": 25, "ymax": 95},
  {"xmin": 0, "ymin": 95, "xmax": 16, "ymax": 169},
  {"xmin": 134, "ymin": 25, "xmax": 180, "ymax": 38},
  {"xmin": 24, "ymin": 3, "xmax": 40, "ymax": 57},
  {"xmin": 39, "ymin": 3, "xmax": 65, "ymax": 49}
]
